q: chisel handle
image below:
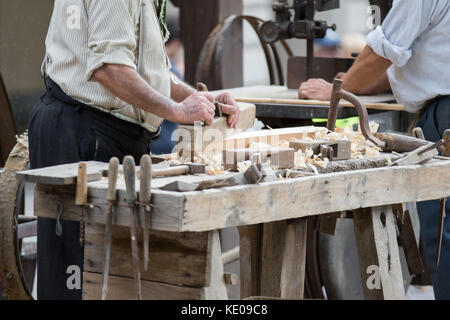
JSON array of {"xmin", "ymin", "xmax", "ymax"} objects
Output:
[
  {"xmin": 139, "ymin": 155, "xmax": 152, "ymax": 204},
  {"xmin": 123, "ymin": 156, "xmax": 137, "ymax": 204},
  {"xmin": 106, "ymin": 157, "xmax": 119, "ymax": 202},
  {"xmin": 75, "ymin": 162, "xmax": 88, "ymax": 206}
]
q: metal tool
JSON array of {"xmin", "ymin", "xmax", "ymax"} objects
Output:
[
  {"xmin": 101, "ymin": 157, "xmax": 119, "ymax": 300},
  {"xmin": 436, "ymin": 198, "xmax": 447, "ymax": 266},
  {"xmin": 391, "ymin": 139, "xmax": 444, "ymax": 167},
  {"xmin": 75, "ymin": 162, "xmax": 88, "ymax": 246},
  {"xmin": 259, "ymin": 0, "xmax": 339, "ymax": 80},
  {"xmin": 327, "ymin": 78, "xmax": 385, "ymax": 149},
  {"xmin": 152, "ymin": 163, "xmax": 206, "ymax": 177},
  {"xmin": 196, "ymin": 82, "xmax": 223, "ymax": 117},
  {"xmin": 123, "ymin": 156, "xmax": 142, "ymax": 300},
  {"xmin": 139, "ymin": 155, "xmax": 152, "ymax": 271}
]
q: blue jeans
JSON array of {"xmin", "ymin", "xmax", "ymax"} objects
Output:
[{"xmin": 416, "ymin": 96, "xmax": 450, "ymax": 300}]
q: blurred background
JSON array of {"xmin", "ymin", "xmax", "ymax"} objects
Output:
[{"xmin": 0, "ymin": 0, "xmax": 371, "ymax": 133}]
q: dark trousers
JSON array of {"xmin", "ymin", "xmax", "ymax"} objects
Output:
[
  {"xmin": 416, "ymin": 96, "xmax": 450, "ymax": 300},
  {"xmin": 28, "ymin": 78, "xmax": 157, "ymax": 300}
]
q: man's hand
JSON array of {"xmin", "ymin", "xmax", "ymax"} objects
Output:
[
  {"xmin": 175, "ymin": 92, "xmax": 216, "ymax": 125},
  {"xmin": 215, "ymin": 92, "xmax": 240, "ymax": 128},
  {"xmin": 298, "ymin": 79, "xmax": 333, "ymax": 101}
]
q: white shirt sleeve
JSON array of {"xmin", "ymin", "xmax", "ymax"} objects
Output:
[
  {"xmin": 366, "ymin": 0, "xmax": 439, "ymax": 67},
  {"xmin": 84, "ymin": 0, "xmax": 139, "ymax": 81}
]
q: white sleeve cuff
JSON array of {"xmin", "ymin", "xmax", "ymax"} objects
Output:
[
  {"xmin": 86, "ymin": 48, "xmax": 137, "ymax": 81},
  {"xmin": 366, "ymin": 26, "xmax": 412, "ymax": 68}
]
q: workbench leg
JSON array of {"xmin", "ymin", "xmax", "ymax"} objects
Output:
[
  {"xmin": 238, "ymin": 219, "xmax": 307, "ymax": 300},
  {"xmin": 280, "ymin": 218, "xmax": 307, "ymax": 299},
  {"xmin": 238, "ymin": 224, "xmax": 262, "ymax": 299},
  {"xmin": 353, "ymin": 206, "xmax": 406, "ymax": 300},
  {"xmin": 203, "ymin": 230, "xmax": 229, "ymax": 299}
]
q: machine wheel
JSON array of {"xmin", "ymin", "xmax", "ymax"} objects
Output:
[
  {"xmin": 316, "ymin": 205, "xmax": 419, "ymax": 299},
  {"xmin": 0, "ymin": 136, "xmax": 34, "ymax": 300}
]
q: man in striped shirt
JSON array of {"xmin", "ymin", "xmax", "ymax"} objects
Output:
[{"xmin": 28, "ymin": 0, "xmax": 240, "ymax": 299}]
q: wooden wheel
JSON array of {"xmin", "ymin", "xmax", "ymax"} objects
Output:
[{"xmin": 0, "ymin": 137, "xmax": 34, "ymax": 300}]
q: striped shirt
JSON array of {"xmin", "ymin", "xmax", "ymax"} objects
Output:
[{"xmin": 42, "ymin": 0, "xmax": 172, "ymax": 132}]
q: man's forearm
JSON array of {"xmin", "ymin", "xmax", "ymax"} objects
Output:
[
  {"xmin": 170, "ymin": 73, "xmax": 196, "ymax": 102},
  {"xmin": 92, "ymin": 64, "xmax": 181, "ymax": 122},
  {"xmin": 343, "ymin": 45, "xmax": 392, "ymax": 95}
]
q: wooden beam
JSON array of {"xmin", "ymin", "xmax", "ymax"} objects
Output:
[
  {"xmin": 83, "ymin": 272, "xmax": 203, "ymax": 300},
  {"xmin": 181, "ymin": 160, "xmax": 450, "ymax": 232},
  {"xmin": 238, "ymin": 225, "xmax": 262, "ymax": 299},
  {"xmin": 33, "ymin": 160, "xmax": 450, "ymax": 233},
  {"xmin": 353, "ymin": 206, "xmax": 406, "ymax": 300}
]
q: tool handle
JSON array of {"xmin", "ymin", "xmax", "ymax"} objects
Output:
[
  {"xmin": 106, "ymin": 157, "xmax": 119, "ymax": 202},
  {"xmin": 123, "ymin": 156, "xmax": 137, "ymax": 203},
  {"xmin": 152, "ymin": 165, "xmax": 189, "ymax": 178},
  {"xmin": 196, "ymin": 82, "xmax": 208, "ymax": 92},
  {"xmin": 75, "ymin": 162, "xmax": 88, "ymax": 206},
  {"xmin": 139, "ymin": 155, "xmax": 152, "ymax": 204}
]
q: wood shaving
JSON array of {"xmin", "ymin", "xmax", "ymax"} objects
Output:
[
  {"xmin": 206, "ymin": 163, "xmax": 224, "ymax": 176},
  {"xmin": 237, "ymin": 160, "xmax": 252, "ymax": 173},
  {"xmin": 294, "ymin": 148, "xmax": 329, "ymax": 169}
]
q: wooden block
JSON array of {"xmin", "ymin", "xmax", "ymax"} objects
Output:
[
  {"xmin": 320, "ymin": 214, "xmax": 339, "ymax": 235},
  {"xmin": 176, "ymin": 102, "xmax": 256, "ymax": 158},
  {"xmin": 353, "ymin": 206, "xmax": 406, "ymax": 300},
  {"xmin": 289, "ymin": 139, "xmax": 351, "ymax": 160},
  {"xmin": 83, "ymin": 272, "xmax": 203, "ymax": 300},
  {"xmin": 16, "ymin": 161, "xmax": 108, "ymax": 185},
  {"xmin": 84, "ymin": 223, "xmax": 210, "ymax": 287},
  {"xmin": 223, "ymin": 148, "xmax": 295, "ymax": 171}
]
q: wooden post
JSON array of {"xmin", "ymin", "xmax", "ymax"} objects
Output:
[
  {"xmin": 238, "ymin": 219, "xmax": 307, "ymax": 300},
  {"xmin": 353, "ymin": 206, "xmax": 406, "ymax": 300},
  {"xmin": 172, "ymin": 0, "xmax": 243, "ymax": 89}
]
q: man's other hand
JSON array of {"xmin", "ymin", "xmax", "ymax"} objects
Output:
[
  {"xmin": 298, "ymin": 79, "xmax": 333, "ymax": 101},
  {"xmin": 215, "ymin": 92, "xmax": 240, "ymax": 129},
  {"xmin": 176, "ymin": 92, "xmax": 216, "ymax": 125}
]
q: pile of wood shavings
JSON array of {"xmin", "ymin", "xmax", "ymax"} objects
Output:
[
  {"xmin": 325, "ymin": 121, "xmax": 381, "ymax": 158},
  {"xmin": 162, "ymin": 153, "xmax": 225, "ymax": 176}
]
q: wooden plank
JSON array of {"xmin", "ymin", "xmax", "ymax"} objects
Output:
[
  {"xmin": 224, "ymin": 126, "xmax": 329, "ymax": 149},
  {"xmin": 82, "ymin": 272, "xmax": 203, "ymax": 300},
  {"xmin": 34, "ymin": 184, "xmax": 185, "ymax": 232},
  {"xmin": 280, "ymin": 218, "xmax": 307, "ymax": 299},
  {"xmin": 84, "ymin": 223, "xmax": 210, "ymax": 287},
  {"xmin": 33, "ymin": 160, "xmax": 450, "ymax": 233},
  {"xmin": 260, "ymin": 221, "xmax": 286, "ymax": 297},
  {"xmin": 353, "ymin": 206, "xmax": 406, "ymax": 300},
  {"xmin": 218, "ymin": 85, "xmax": 397, "ymax": 105},
  {"xmin": 16, "ymin": 161, "xmax": 108, "ymax": 185},
  {"xmin": 181, "ymin": 160, "xmax": 450, "ymax": 232},
  {"xmin": 238, "ymin": 225, "xmax": 262, "ymax": 299}
]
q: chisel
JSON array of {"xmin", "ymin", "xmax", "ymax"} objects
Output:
[
  {"xmin": 139, "ymin": 155, "xmax": 152, "ymax": 271},
  {"xmin": 75, "ymin": 162, "xmax": 88, "ymax": 246},
  {"xmin": 123, "ymin": 156, "xmax": 142, "ymax": 300},
  {"xmin": 101, "ymin": 157, "xmax": 119, "ymax": 300}
]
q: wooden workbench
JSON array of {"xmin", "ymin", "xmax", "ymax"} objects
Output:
[{"xmin": 18, "ymin": 157, "xmax": 450, "ymax": 300}]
